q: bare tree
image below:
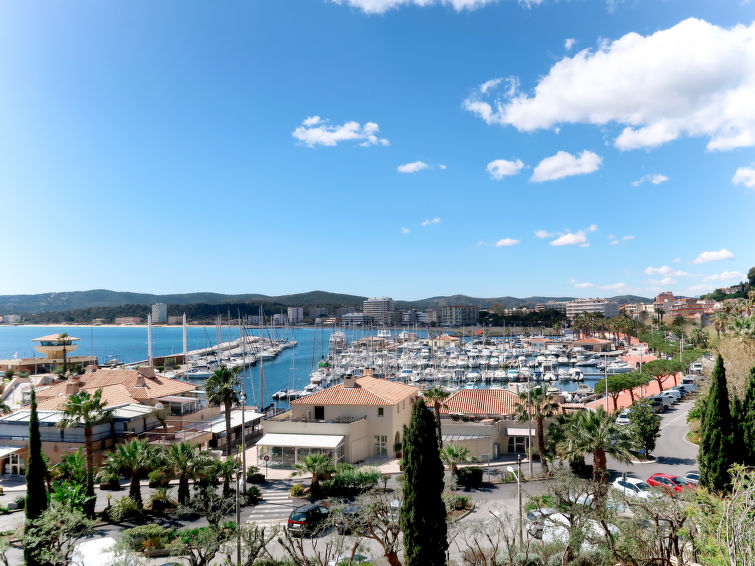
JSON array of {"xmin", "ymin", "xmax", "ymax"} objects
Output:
[
  {"xmin": 220, "ymin": 524, "xmax": 279, "ymax": 566},
  {"xmin": 719, "ymin": 466, "xmax": 755, "ymax": 566}
]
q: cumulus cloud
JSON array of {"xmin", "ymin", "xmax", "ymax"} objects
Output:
[
  {"xmin": 622, "ymin": 235, "xmax": 635, "ymax": 240},
  {"xmin": 398, "ymin": 161, "xmax": 429, "ymax": 173},
  {"xmin": 564, "ymin": 38, "xmax": 576, "ymax": 51},
  {"xmin": 495, "ymin": 238, "xmax": 520, "ymax": 247},
  {"xmin": 692, "ymin": 249, "xmax": 735, "ymax": 264},
  {"xmin": 646, "ymin": 277, "xmax": 677, "ymax": 286},
  {"xmin": 438, "ymin": 164, "xmax": 448, "ymax": 170},
  {"xmin": 550, "ymin": 231, "xmax": 587, "ymax": 246},
  {"xmin": 672, "ymin": 258, "xmax": 681, "ymax": 263},
  {"xmin": 633, "ymin": 174, "xmax": 669, "ymax": 187},
  {"xmin": 400, "ymin": 227, "xmax": 410, "ymax": 234},
  {"xmin": 644, "ymin": 265, "xmax": 691, "ymax": 277},
  {"xmin": 462, "ymin": 18, "xmax": 755, "ymax": 152},
  {"xmin": 531, "ymin": 150, "xmax": 602, "ymax": 182},
  {"xmin": 588, "ymin": 224, "xmax": 598, "ymax": 232},
  {"xmin": 534, "ymin": 230, "xmax": 554, "ymax": 239},
  {"xmin": 487, "ymin": 158, "xmax": 524, "ymax": 180},
  {"xmin": 421, "ymin": 218, "xmax": 441, "ymax": 226},
  {"xmin": 599, "ymin": 282, "xmax": 628, "ymax": 290},
  {"xmin": 732, "ymin": 165, "xmax": 755, "ymax": 188},
  {"xmin": 292, "ymin": 117, "xmax": 389, "ymax": 147},
  {"xmin": 329, "ymin": 0, "xmax": 497, "ymax": 14},
  {"xmin": 702, "ymin": 270, "xmax": 745, "ymax": 282},
  {"xmin": 574, "ymin": 282, "xmax": 595, "ymax": 288}
]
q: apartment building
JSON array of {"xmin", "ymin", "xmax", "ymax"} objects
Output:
[
  {"xmin": 441, "ymin": 305, "xmax": 479, "ymax": 327},
  {"xmin": 565, "ymin": 298, "xmax": 620, "ymax": 319}
]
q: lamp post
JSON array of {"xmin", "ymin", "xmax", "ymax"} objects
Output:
[
  {"xmin": 235, "ymin": 468, "xmax": 241, "ymax": 566},
  {"xmin": 527, "ymin": 372, "xmax": 533, "ymax": 478},
  {"xmin": 241, "ymin": 392, "xmax": 247, "ymax": 494},
  {"xmin": 507, "ymin": 454, "xmax": 523, "ymax": 544}
]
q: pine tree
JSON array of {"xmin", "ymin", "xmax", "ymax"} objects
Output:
[
  {"xmin": 400, "ymin": 398, "xmax": 447, "ymax": 566},
  {"xmin": 741, "ymin": 367, "xmax": 755, "ymax": 466},
  {"xmin": 25, "ymin": 388, "xmax": 48, "ymax": 566},
  {"xmin": 699, "ymin": 355, "xmax": 734, "ymax": 492}
]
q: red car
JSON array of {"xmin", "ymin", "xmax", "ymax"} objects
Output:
[{"xmin": 646, "ymin": 473, "xmax": 695, "ymax": 492}]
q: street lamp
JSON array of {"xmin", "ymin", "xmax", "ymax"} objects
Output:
[
  {"xmin": 235, "ymin": 467, "xmax": 242, "ymax": 566},
  {"xmin": 527, "ymin": 371, "xmax": 533, "ymax": 479},
  {"xmin": 507, "ymin": 454, "xmax": 523, "ymax": 545},
  {"xmin": 241, "ymin": 393, "xmax": 247, "ymax": 494}
]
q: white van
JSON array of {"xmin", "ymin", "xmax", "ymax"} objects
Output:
[{"xmin": 660, "ymin": 389, "xmax": 681, "ymax": 404}]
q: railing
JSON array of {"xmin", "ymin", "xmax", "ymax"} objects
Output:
[{"xmin": 273, "ymin": 414, "xmax": 368, "ymax": 424}]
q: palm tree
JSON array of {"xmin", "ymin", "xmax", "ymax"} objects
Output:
[
  {"xmin": 205, "ymin": 365, "xmax": 242, "ymax": 456},
  {"xmin": 58, "ymin": 332, "xmax": 72, "ymax": 373},
  {"xmin": 58, "ymin": 388, "xmax": 112, "ymax": 517},
  {"xmin": 558, "ymin": 407, "xmax": 635, "ymax": 488},
  {"xmin": 215, "ymin": 457, "xmax": 239, "ymax": 497},
  {"xmin": 104, "ymin": 439, "xmax": 152, "ymax": 507},
  {"xmin": 712, "ymin": 311, "xmax": 728, "ymax": 340},
  {"xmin": 425, "ymin": 386, "xmax": 450, "ymax": 448},
  {"xmin": 440, "ymin": 443, "xmax": 473, "ymax": 476},
  {"xmin": 291, "ymin": 453, "xmax": 334, "ymax": 497},
  {"xmin": 513, "ymin": 386, "xmax": 558, "ymax": 474},
  {"xmin": 165, "ymin": 441, "xmax": 203, "ymax": 505}
]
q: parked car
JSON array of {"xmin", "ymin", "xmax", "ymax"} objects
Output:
[
  {"xmin": 526, "ymin": 507, "xmax": 559, "ymax": 538},
  {"xmin": 647, "ymin": 396, "xmax": 665, "ymax": 413},
  {"xmin": 611, "ymin": 477, "xmax": 654, "ymax": 500},
  {"xmin": 674, "ymin": 384, "xmax": 696, "ymax": 396},
  {"xmin": 680, "ymin": 378, "xmax": 699, "ymax": 392},
  {"xmin": 690, "ymin": 362, "xmax": 703, "ymax": 374},
  {"xmin": 530, "ymin": 512, "xmax": 619, "ymax": 551},
  {"xmin": 647, "ymin": 473, "xmax": 695, "ymax": 492},
  {"xmin": 616, "ymin": 410, "xmax": 631, "ymax": 425},
  {"xmin": 288, "ymin": 503, "xmax": 330, "ymax": 536},
  {"xmin": 328, "ymin": 554, "xmax": 372, "ymax": 565},
  {"xmin": 660, "ymin": 389, "xmax": 682, "ymax": 404},
  {"xmin": 683, "ymin": 470, "xmax": 700, "ymax": 485}
]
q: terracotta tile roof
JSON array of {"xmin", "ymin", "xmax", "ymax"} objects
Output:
[
  {"xmin": 36, "ymin": 383, "xmax": 137, "ymax": 410},
  {"xmin": 440, "ymin": 389, "xmax": 521, "ymax": 417},
  {"xmin": 573, "ymin": 338, "xmax": 611, "ymax": 344},
  {"xmin": 292, "ymin": 376, "xmax": 418, "ymax": 406}
]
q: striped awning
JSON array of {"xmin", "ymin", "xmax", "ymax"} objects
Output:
[{"xmin": 442, "ymin": 434, "xmax": 491, "ymax": 441}]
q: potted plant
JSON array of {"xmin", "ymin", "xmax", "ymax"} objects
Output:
[{"xmin": 394, "ymin": 442, "xmax": 402, "ymax": 458}]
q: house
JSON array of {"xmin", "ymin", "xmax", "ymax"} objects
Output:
[
  {"xmin": 571, "ymin": 337, "xmax": 612, "ymax": 352},
  {"xmin": 257, "ymin": 370, "xmax": 418, "ymax": 466}
]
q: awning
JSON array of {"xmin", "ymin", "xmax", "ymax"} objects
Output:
[
  {"xmin": 442, "ymin": 434, "xmax": 491, "ymax": 441},
  {"xmin": 0, "ymin": 446, "xmax": 24, "ymax": 459},
  {"xmin": 256, "ymin": 433, "xmax": 344, "ymax": 449},
  {"xmin": 505, "ymin": 428, "xmax": 536, "ymax": 437},
  {"xmin": 206, "ymin": 410, "xmax": 264, "ymax": 434},
  {"xmin": 158, "ymin": 395, "xmax": 197, "ymax": 404}
]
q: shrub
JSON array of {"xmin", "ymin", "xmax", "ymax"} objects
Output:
[
  {"xmin": 148, "ymin": 487, "xmax": 175, "ymax": 512},
  {"xmin": 514, "ymin": 552, "xmax": 543, "ymax": 566},
  {"xmin": 245, "ymin": 465, "xmax": 259, "ymax": 482},
  {"xmin": 244, "ymin": 485, "xmax": 262, "ymax": 505},
  {"xmin": 122, "ymin": 524, "xmax": 177, "ymax": 551},
  {"xmin": 248, "ymin": 472, "xmax": 266, "ymax": 484},
  {"xmin": 289, "ymin": 484, "xmax": 306, "ymax": 498},
  {"xmin": 322, "ymin": 465, "xmax": 381, "ymax": 496},
  {"xmin": 148, "ymin": 469, "xmax": 170, "ymax": 488},
  {"xmin": 98, "ymin": 471, "xmax": 121, "ymax": 491},
  {"xmin": 456, "ymin": 466, "xmax": 483, "ymax": 488},
  {"xmin": 108, "ymin": 496, "xmax": 142, "ymax": 522}
]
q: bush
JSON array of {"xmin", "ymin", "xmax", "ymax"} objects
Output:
[
  {"xmin": 248, "ymin": 472, "xmax": 266, "ymax": 484},
  {"xmin": 148, "ymin": 469, "xmax": 170, "ymax": 488},
  {"xmin": 321, "ymin": 465, "xmax": 381, "ymax": 496},
  {"xmin": 98, "ymin": 471, "xmax": 121, "ymax": 491},
  {"xmin": 514, "ymin": 552, "xmax": 543, "ymax": 566},
  {"xmin": 122, "ymin": 524, "xmax": 177, "ymax": 551},
  {"xmin": 108, "ymin": 496, "xmax": 142, "ymax": 522},
  {"xmin": 456, "ymin": 466, "xmax": 484, "ymax": 488},
  {"xmin": 148, "ymin": 487, "xmax": 175, "ymax": 512},
  {"xmin": 14, "ymin": 496, "xmax": 25, "ymax": 509},
  {"xmin": 244, "ymin": 485, "xmax": 262, "ymax": 505},
  {"xmin": 289, "ymin": 484, "xmax": 306, "ymax": 498}
]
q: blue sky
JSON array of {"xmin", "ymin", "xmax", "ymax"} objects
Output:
[{"xmin": 1, "ymin": 0, "xmax": 753, "ymax": 301}]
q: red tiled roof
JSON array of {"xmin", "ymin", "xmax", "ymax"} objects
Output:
[
  {"xmin": 292, "ymin": 376, "xmax": 418, "ymax": 406},
  {"xmin": 573, "ymin": 338, "xmax": 611, "ymax": 344},
  {"xmin": 440, "ymin": 389, "xmax": 521, "ymax": 417}
]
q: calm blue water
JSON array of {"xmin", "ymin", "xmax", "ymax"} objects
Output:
[{"xmin": 0, "ymin": 325, "xmax": 332, "ymax": 409}]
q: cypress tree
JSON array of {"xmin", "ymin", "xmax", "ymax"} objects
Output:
[
  {"xmin": 699, "ymin": 355, "xmax": 734, "ymax": 492},
  {"xmin": 400, "ymin": 398, "xmax": 448, "ymax": 566},
  {"xmin": 741, "ymin": 367, "xmax": 755, "ymax": 466},
  {"xmin": 25, "ymin": 387, "xmax": 48, "ymax": 566},
  {"xmin": 730, "ymin": 396, "xmax": 744, "ymax": 459}
]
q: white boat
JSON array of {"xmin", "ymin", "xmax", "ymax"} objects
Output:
[
  {"xmin": 466, "ymin": 371, "xmax": 481, "ymax": 382},
  {"xmin": 568, "ymin": 368, "xmax": 585, "ymax": 381}
]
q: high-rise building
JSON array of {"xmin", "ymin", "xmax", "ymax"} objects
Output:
[
  {"xmin": 565, "ymin": 299, "xmax": 620, "ymax": 319},
  {"xmin": 151, "ymin": 303, "xmax": 168, "ymax": 323},
  {"xmin": 287, "ymin": 307, "xmax": 304, "ymax": 324},
  {"xmin": 441, "ymin": 305, "xmax": 479, "ymax": 327},
  {"xmin": 363, "ymin": 297, "xmax": 395, "ymax": 325}
]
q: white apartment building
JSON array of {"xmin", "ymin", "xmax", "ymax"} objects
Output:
[
  {"xmin": 441, "ymin": 305, "xmax": 479, "ymax": 327},
  {"xmin": 363, "ymin": 297, "xmax": 395, "ymax": 325},
  {"xmin": 151, "ymin": 303, "xmax": 168, "ymax": 323},
  {"xmin": 287, "ymin": 307, "xmax": 304, "ymax": 324},
  {"xmin": 565, "ymin": 299, "xmax": 620, "ymax": 319}
]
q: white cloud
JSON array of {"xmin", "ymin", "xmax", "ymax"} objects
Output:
[
  {"xmin": 421, "ymin": 218, "xmax": 441, "ymax": 227},
  {"xmin": 550, "ymin": 231, "xmax": 587, "ymax": 246},
  {"xmin": 692, "ymin": 249, "xmax": 735, "ymax": 264},
  {"xmin": 438, "ymin": 164, "xmax": 448, "ymax": 170},
  {"xmin": 495, "ymin": 238, "xmax": 520, "ymax": 247},
  {"xmin": 519, "ymin": 0, "xmax": 545, "ymax": 7},
  {"xmin": 688, "ymin": 283, "xmax": 716, "ymax": 295},
  {"xmin": 599, "ymin": 282, "xmax": 628, "ymax": 290},
  {"xmin": 609, "ymin": 240, "xmax": 620, "ymax": 245},
  {"xmin": 608, "ymin": 234, "xmax": 616, "ymax": 239},
  {"xmin": 579, "ymin": 243, "xmax": 590, "ymax": 247},
  {"xmin": 672, "ymin": 258, "xmax": 681, "ymax": 263},
  {"xmin": 400, "ymin": 227, "xmax": 410, "ymax": 234},
  {"xmin": 574, "ymin": 282, "xmax": 595, "ymax": 288},
  {"xmin": 292, "ymin": 117, "xmax": 389, "ymax": 147},
  {"xmin": 480, "ymin": 78, "xmax": 504, "ymax": 94},
  {"xmin": 702, "ymin": 270, "xmax": 745, "ymax": 282},
  {"xmin": 398, "ymin": 161, "xmax": 429, "ymax": 174},
  {"xmin": 644, "ymin": 265, "xmax": 691, "ymax": 277},
  {"xmin": 531, "ymin": 150, "xmax": 602, "ymax": 182},
  {"xmin": 463, "ymin": 18, "xmax": 755, "ymax": 152},
  {"xmin": 646, "ymin": 277, "xmax": 676, "ymax": 286},
  {"xmin": 632, "ymin": 174, "xmax": 669, "ymax": 187},
  {"xmin": 588, "ymin": 224, "xmax": 598, "ymax": 232},
  {"xmin": 534, "ymin": 230, "xmax": 554, "ymax": 239},
  {"xmin": 564, "ymin": 38, "xmax": 576, "ymax": 51},
  {"xmin": 732, "ymin": 165, "xmax": 755, "ymax": 189},
  {"xmin": 487, "ymin": 158, "xmax": 524, "ymax": 180},
  {"xmin": 330, "ymin": 0, "xmax": 497, "ymax": 15}
]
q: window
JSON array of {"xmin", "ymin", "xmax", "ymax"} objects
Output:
[
  {"xmin": 314, "ymin": 406, "xmax": 325, "ymax": 420},
  {"xmin": 507, "ymin": 436, "xmax": 529, "ymax": 454},
  {"xmin": 378, "ymin": 407, "xmax": 384, "ymax": 417},
  {"xmin": 374, "ymin": 435, "xmax": 387, "ymax": 456}
]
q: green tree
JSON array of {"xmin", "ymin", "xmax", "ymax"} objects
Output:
[
  {"xmin": 513, "ymin": 385, "xmax": 558, "ymax": 474},
  {"xmin": 440, "ymin": 443, "xmax": 473, "ymax": 476},
  {"xmin": 699, "ymin": 355, "xmax": 734, "ymax": 492},
  {"xmin": 748, "ymin": 266, "xmax": 755, "ymax": 287},
  {"xmin": 425, "ymin": 386, "xmax": 450, "ymax": 449},
  {"xmin": 400, "ymin": 398, "xmax": 447, "ymax": 566},
  {"xmin": 166, "ymin": 441, "xmax": 204, "ymax": 505},
  {"xmin": 291, "ymin": 452, "xmax": 334, "ymax": 498},
  {"xmin": 629, "ymin": 398, "xmax": 661, "ymax": 457},
  {"xmin": 25, "ymin": 387, "xmax": 48, "ymax": 566},
  {"xmin": 58, "ymin": 332, "xmax": 72, "ymax": 373},
  {"xmin": 742, "ymin": 367, "xmax": 755, "ymax": 466},
  {"xmin": 23, "ymin": 501, "xmax": 94, "ymax": 566},
  {"xmin": 104, "ymin": 438, "xmax": 152, "ymax": 507},
  {"xmin": 57, "ymin": 388, "xmax": 112, "ymax": 517},
  {"xmin": 205, "ymin": 365, "xmax": 241, "ymax": 456}
]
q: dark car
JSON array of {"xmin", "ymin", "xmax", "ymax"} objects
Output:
[{"xmin": 287, "ymin": 503, "xmax": 329, "ymax": 536}]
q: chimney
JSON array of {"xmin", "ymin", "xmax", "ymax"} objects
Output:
[
  {"xmin": 85, "ymin": 364, "xmax": 98, "ymax": 373},
  {"xmin": 363, "ymin": 367, "xmax": 374, "ymax": 377},
  {"xmin": 65, "ymin": 375, "xmax": 79, "ymax": 394},
  {"xmin": 134, "ymin": 374, "xmax": 147, "ymax": 388},
  {"xmin": 138, "ymin": 366, "xmax": 156, "ymax": 379},
  {"xmin": 343, "ymin": 373, "xmax": 356, "ymax": 388}
]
